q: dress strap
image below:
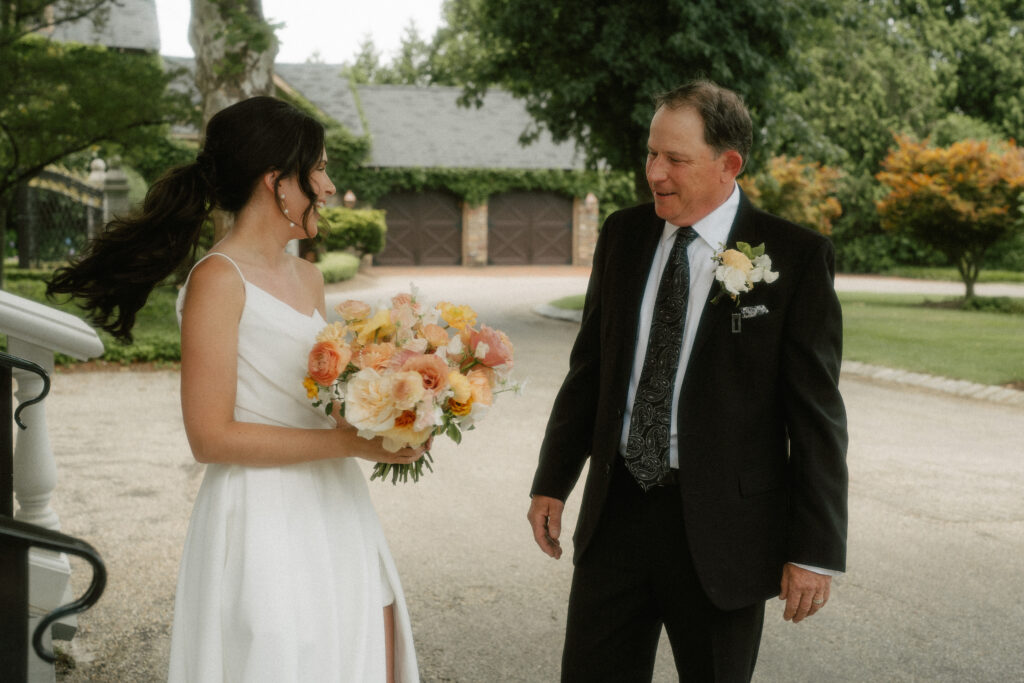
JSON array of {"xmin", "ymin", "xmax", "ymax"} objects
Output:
[
  {"xmin": 181, "ymin": 251, "xmax": 246, "ymax": 290},
  {"xmin": 198, "ymin": 252, "xmax": 246, "ymax": 283}
]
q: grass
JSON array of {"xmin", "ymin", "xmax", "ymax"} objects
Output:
[
  {"xmin": 838, "ymin": 293, "xmax": 1024, "ymax": 386},
  {"xmin": 1, "ymin": 251, "xmax": 363, "ymax": 365},
  {"xmin": 879, "ymin": 266, "xmax": 1024, "ymax": 284},
  {"xmin": 547, "ymin": 291, "xmax": 1024, "ymax": 387}
]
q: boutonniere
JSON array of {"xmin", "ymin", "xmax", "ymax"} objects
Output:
[{"xmin": 710, "ymin": 242, "xmax": 779, "ymax": 306}]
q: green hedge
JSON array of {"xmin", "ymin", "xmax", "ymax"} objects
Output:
[{"xmin": 320, "ymin": 207, "xmax": 386, "ymax": 257}]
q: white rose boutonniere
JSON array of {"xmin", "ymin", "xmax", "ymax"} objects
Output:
[{"xmin": 711, "ymin": 241, "xmax": 779, "ymax": 305}]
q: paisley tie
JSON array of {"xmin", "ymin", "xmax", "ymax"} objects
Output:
[{"xmin": 623, "ymin": 226, "xmax": 697, "ymax": 490}]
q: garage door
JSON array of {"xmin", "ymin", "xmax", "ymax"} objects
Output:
[
  {"xmin": 375, "ymin": 191, "xmax": 462, "ymax": 266},
  {"xmin": 488, "ymin": 191, "xmax": 573, "ymax": 265}
]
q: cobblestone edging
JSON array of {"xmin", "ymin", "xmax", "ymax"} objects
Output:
[{"xmin": 533, "ymin": 304, "xmax": 1024, "ymax": 408}]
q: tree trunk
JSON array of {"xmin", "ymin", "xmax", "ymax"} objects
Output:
[{"xmin": 189, "ymin": 0, "xmax": 278, "ymax": 241}]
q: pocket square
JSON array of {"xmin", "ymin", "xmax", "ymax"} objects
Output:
[{"xmin": 740, "ymin": 304, "xmax": 770, "ymax": 319}]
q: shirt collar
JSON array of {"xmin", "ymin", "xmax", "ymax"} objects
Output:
[{"xmin": 660, "ymin": 182, "xmax": 740, "ymax": 250}]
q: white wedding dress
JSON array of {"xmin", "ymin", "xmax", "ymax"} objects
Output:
[{"xmin": 168, "ymin": 253, "xmax": 418, "ymax": 682}]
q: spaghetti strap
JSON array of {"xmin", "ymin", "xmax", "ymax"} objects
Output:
[
  {"xmin": 176, "ymin": 252, "xmax": 246, "ymax": 323},
  {"xmin": 193, "ymin": 251, "xmax": 246, "ymax": 284}
]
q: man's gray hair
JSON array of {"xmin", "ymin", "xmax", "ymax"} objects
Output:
[{"xmin": 655, "ymin": 80, "xmax": 752, "ymax": 169}]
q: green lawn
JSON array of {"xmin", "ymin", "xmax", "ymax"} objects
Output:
[
  {"xmin": 839, "ymin": 293, "xmax": 1024, "ymax": 386},
  {"xmin": 548, "ymin": 291, "xmax": 1024, "ymax": 387}
]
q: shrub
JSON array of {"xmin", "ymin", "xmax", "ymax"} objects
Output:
[{"xmin": 320, "ymin": 207, "xmax": 386, "ymax": 257}]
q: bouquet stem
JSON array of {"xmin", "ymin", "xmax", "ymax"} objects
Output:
[{"xmin": 370, "ymin": 451, "xmax": 435, "ymax": 485}]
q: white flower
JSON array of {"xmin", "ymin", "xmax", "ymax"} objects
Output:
[
  {"xmin": 749, "ymin": 254, "xmax": 779, "ymax": 284},
  {"xmin": 716, "ymin": 265, "xmax": 752, "ymax": 296},
  {"xmin": 474, "ymin": 341, "xmax": 490, "ymax": 361}
]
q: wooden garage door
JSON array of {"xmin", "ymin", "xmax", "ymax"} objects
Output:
[
  {"xmin": 488, "ymin": 191, "xmax": 572, "ymax": 265},
  {"xmin": 375, "ymin": 191, "xmax": 462, "ymax": 266}
]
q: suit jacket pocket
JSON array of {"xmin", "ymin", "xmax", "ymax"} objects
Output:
[{"xmin": 739, "ymin": 465, "xmax": 786, "ymax": 498}]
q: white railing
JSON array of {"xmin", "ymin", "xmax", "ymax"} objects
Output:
[{"xmin": 0, "ymin": 290, "xmax": 103, "ymax": 682}]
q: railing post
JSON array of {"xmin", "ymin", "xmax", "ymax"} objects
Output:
[{"xmin": 0, "ymin": 292, "xmax": 104, "ymax": 682}]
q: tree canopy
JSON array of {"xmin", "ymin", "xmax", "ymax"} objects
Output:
[{"xmin": 434, "ymin": 0, "xmax": 805, "ymax": 198}]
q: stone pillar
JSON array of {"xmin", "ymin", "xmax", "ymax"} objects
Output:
[
  {"xmin": 573, "ymin": 192, "xmax": 599, "ymax": 267},
  {"xmin": 462, "ymin": 201, "xmax": 488, "ymax": 267},
  {"xmin": 101, "ymin": 157, "xmax": 131, "ymax": 225}
]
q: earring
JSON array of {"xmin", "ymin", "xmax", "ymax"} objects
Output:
[
  {"xmin": 279, "ymin": 193, "xmax": 286, "ymax": 199},
  {"xmin": 283, "ymin": 208, "xmax": 289, "ymax": 215},
  {"xmin": 289, "ymin": 222, "xmax": 295, "ymax": 228}
]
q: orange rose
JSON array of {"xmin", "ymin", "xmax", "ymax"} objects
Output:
[
  {"xmin": 467, "ymin": 367, "xmax": 494, "ymax": 406},
  {"xmin": 355, "ymin": 342, "xmax": 396, "ymax": 372},
  {"xmin": 401, "ymin": 354, "xmax": 450, "ymax": 394},
  {"xmin": 419, "ymin": 323, "xmax": 450, "ymax": 350},
  {"xmin": 307, "ymin": 341, "xmax": 351, "ymax": 385}
]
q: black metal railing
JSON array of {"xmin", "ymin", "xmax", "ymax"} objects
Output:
[{"xmin": 1, "ymin": 351, "xmax": 107, "ymax": 680}]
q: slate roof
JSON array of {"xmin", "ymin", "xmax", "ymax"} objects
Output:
[
  {"xmin": 353, "ymin": 84, "xmax": 583, "ymax": 170},
  {"xmin": 47, "ymin": 0, "xmax": 160, "ymax": 52},
  {"xmin": 273, "ymin": 64, "xmax": 365, "ymax": 137}
]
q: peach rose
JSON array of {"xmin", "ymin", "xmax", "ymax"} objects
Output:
[
  {"xmin": 467, "ymin": 325, "xmax": 514, "ymax": 368},
  {"xmin": 335, "ymin": 299, "xmax": 371, "ymax": 321},
  {"xmin": 467, "ymin": 367, "xmax": 494, "ymax": 407},
  {"xmin": 419, "ymin": 323, "xmax": 449, "ymax": 350},
  {"xmin": 401, "ymin": 354, "xmax": 450, "ymax": 394},
  {"xmin": 355, "ymin": 342, "xmax": 397, "ymax": 372},
  {"xmin": 720, "ymin": 249, "xmax": 754, "ymax": 273},
  {"xmin": 391, "ymin": 370, "xmax": 426, "ymax": 410},
  {"xmin": 344, "ymin": 368, "xmax": 399, "ymax": 432},
  {"xmin": 307, "ymin": 340, "xmax": 351, "ymax": 386}
]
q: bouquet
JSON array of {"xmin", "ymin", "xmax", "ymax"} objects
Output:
[{"xmin": 303, "ymin": 287, "xmax": 519, "ymax": 483}]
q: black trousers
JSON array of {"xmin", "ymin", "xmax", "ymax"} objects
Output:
[{"xmin": 561, "ymin": 457, "xmax": 765, "ymax": 682}]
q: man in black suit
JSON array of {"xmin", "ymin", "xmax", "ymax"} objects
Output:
[{"xmin": 527, "ymin": 80, "xmax": 848, "ymax": 681}]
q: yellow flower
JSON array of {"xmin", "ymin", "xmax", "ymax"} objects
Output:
[
  {"xmin": 437, "ymin": 302, "xmax": 478, "ymax": 330},
  {"xmin": 316, "ymin": 321, "xmax": 348, "ymax": 344},
  {"xmin": 447, "ymin": 398, "xmax": 472, "ymax": 416},
  {"xmin": 448, "ymin": 370, "xmax": 472, "ymax": 403},
  {"xmin": 350, "ymin": 308, "xmax": 395, "ymax": 345},
  {"xmin": 302, "ymin": 375, "xmax": 320, "ymax": 399}
]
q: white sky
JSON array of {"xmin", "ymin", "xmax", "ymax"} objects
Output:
[{"xmin": 155, "ymin": 0, "xmax": 446, "ymax": 64}]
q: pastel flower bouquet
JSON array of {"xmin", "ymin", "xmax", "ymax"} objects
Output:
[{"xmin": 304, "ymin": 287, "xmax": 519, "ymax": 484}]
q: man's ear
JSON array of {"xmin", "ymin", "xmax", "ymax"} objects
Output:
[{"xmin": 721, "ymin": 150, "xmax": 744, "ymax": 181}]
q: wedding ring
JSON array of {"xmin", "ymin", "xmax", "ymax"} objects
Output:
[{"xmin": 812, "ymin": 597, "xmax": 825, "ymax": 605}]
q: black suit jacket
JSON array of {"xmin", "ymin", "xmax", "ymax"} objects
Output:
[{"xmin": 531, "ymin": 194, "xmax": 849, "ymax": 611}]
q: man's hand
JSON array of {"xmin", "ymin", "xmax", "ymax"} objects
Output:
[
  {"xmin": 779, "ymin": 563, "xmax": 832, "ymax": 623},
  {"xmin": 527, "ymin": 495, "xmax": 564, "ymax": 559}
]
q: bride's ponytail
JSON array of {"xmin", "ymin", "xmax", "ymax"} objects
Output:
[
  {"xmin": 47, "ymin": 159, "xmax": 213, "ymax": 342},
  {"xmin": 47, "ymin": 96, "xmax": 326, "ymax": 343}
]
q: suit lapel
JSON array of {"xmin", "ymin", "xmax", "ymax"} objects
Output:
[{"xmin": 685, "ymin": 193, "xmax": 761, "ymax": 368}]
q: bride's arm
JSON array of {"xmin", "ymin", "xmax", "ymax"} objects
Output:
[{"xmin": 179, "ymin": 257, "xmax": 421, "ymax": 467}]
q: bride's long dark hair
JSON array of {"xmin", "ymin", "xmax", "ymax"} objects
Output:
[{"xmin": 47, "ymin": 96, "xmax": 327, "ymax": 343}]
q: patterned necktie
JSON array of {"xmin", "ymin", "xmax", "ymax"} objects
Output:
[{"xmin": 624, "ymin": 226, "xmax": 697, "ymax": 490}]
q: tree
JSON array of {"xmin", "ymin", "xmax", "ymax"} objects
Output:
[
  {"xmin": 189, "ymin": 0, "xmax": 279, "ymax": 128},
  {"xmin": 436, "ymin": 0, "xmax": 806, "ymax": 200},
  {"xmin": 0, "ymin": 0, "xmax": 194, "ymax": 282},
  {"xmin": 738, "ymin": 156, "xmax": 842, "ymax": 235},
  {"xmin": 876, "ymin": 135, "xmax": 1024, "ymax": 300},
  {"xmin": 189, "ymin": 0, "xmax": 279, "ymax": 239}
]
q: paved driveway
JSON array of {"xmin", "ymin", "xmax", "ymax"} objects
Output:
[{"xmin": 44, "ymin": 267, "xmax": 1023, "ymax": 682}]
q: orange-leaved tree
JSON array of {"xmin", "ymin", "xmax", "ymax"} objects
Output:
[
  {"xmin": 876, "ymin": 135, "xmax": 1024, "ymax": 300},
  {"xmin": 739, "ymin": 156, "xmax": 843, "ymax": 235}
]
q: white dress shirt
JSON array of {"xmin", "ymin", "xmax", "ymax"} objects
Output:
[{"xmin": 618, "ymin": 184, "xmax": 739, "ymax": 466}]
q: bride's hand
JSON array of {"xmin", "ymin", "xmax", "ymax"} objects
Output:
[{"xmin": 353, "ymin": 439, "xmax": 427, "ymax": 465}]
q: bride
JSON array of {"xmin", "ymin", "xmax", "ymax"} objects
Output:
[{"xmin": 48, "ymin": 96, "xmax": 421, "ymax": 682}]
